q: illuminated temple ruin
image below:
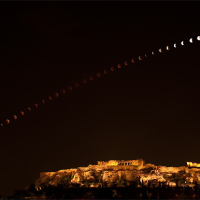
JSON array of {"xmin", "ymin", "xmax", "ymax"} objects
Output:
[
  {"xmin": 35, "ymin": 159, "xmax": 200, "ymax": 189},
  {"xmin": 97, "ymin": 159, "xmax": 144, "ymax": 166},
  {"xmin": 187, "ymin": 162, "xmax": 200, "ymax": 168}
]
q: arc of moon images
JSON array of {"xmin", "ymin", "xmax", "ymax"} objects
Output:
[{"xmin": 1, "ymin": 35, "xmax": 200, "ymax": 126}]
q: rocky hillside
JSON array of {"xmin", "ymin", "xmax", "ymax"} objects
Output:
[{"xmin": 35, "ymin": 160, "xmax": 200, "ymax": 189}]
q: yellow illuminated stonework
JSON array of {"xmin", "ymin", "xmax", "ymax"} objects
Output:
[
  {"xmin": 187, "ymin": 162, "xmax": 200, "ymax": 168},
  {"xmin": 97, "ymin": 159, "xmax": 144, "ymax": 166},
  {"xmin": 35, "ymin": 159, "xmax": 200, "ymax": 189}
]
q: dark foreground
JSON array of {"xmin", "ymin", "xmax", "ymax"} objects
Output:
[{"xmin": 9, "ymin": 185, "xmax": 200, "ymax": 199}]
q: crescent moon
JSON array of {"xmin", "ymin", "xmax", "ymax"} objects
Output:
[
  {"xmin": 166, "ymin": 46, "xmax": 169, "ymax": 50},
  {"xmin": 197, "ymin": 36, "xmax": 200, "ymax": 41},
  {"xmin": 189, "ymin": 38, "xmax": 193, "ymax": 43},
  {"xmin": 111, "ymin": 67, "xmax": 115, "ymax": 71},
  {"xmin": 174, "ymin": 43, "xmax": 177, "ymax": 48},
  {"xmin": 68, "ymin": 86, "xmax": 73, "ymax": 91},
  {"xmin": 55, "ymin": 93, "xmax": 59, "ymax": 97},
  {"xmin": 181, "ymin": 41, "xmax": 184, "ymax": 45}
]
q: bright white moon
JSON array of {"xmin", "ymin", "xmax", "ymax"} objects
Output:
[{"xmin": 189, "ymin": 38, "xmax": 193, "ymax": 43}]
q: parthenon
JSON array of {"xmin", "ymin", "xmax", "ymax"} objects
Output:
[{"xmin": 97, "ymin": 159, "xmax": 144, "ymax": 166}]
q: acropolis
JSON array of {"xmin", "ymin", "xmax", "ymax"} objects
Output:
[{"xmin": 35, "ymin": 159, "xmax": 200, "ymax": 189}]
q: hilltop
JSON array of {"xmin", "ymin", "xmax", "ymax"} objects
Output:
[
  {"xmin": 9, "ymin": 159, "xmax": 200, "ymax": 199},
  {"xmin": 35, "ymin": 159, "xmax": 200, "ymax": 189}
]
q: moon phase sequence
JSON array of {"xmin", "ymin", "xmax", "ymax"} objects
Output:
[{"xmin": 1, "ymin": 36, "xmax": 199, "ymax": 126}]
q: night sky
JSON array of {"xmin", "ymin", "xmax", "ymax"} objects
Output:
[{"xmin": 0, "ymin": 1, "xmax": 200, "ymax": 197}]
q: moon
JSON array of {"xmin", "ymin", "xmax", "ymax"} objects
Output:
[
  {"xmin": 104, "ymin": 70, "xmax": 108, "ymax": 74},
  {"xmin": 174, "ymin": 43, "xmax": 177, "ymax": 48},
  {"xmin": 189, "ymin": 38, "xmax": 193, "ymax": 43},
  {"xmin": 68, "ymin": 86, "xmax": 73, "ymax": 90},
  {"xmin": 75, "ymin": 83, "xmax": 79, "ymax": 87},
  {"xmin": 159, "ymin": 48, "xmax": 162, "ymax": 53},
  {"xmin": 89, "ymin": 76, "xmax": 94, "ymax": 80},
  {"xmin": 181, "ymin": 41, "xmax": 184, "ymax": 45},
  {"xmin": 139, "ymin": 56, "xmax": 142, "ymax": 60},
  {"xmin": 152, "ymin": 51, "xmax": 154, "ymax": 55},
  {"xmin": 197, "ymin": 36, "xmax": 200, "ymax": 41},
  {"xmin": 97, "ymin": 73, "xmax": 101, "ymax": 77},
  {"xmin": 166, "ymin": 46, "xmax": 169, "ymax": 50}
]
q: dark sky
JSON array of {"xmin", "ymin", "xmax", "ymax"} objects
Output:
[{"xmin": 0, "ymin": 1, "xmax": 200, "ymax": 197}]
